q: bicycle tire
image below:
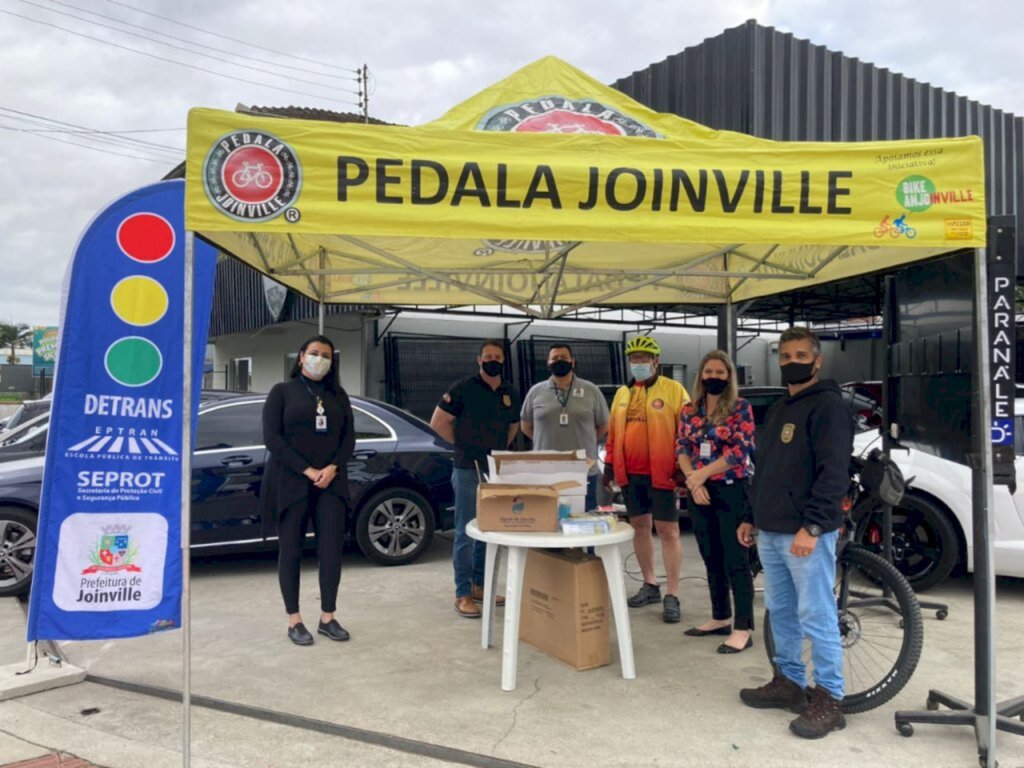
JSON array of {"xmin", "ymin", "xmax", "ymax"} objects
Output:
[{"xmin": 762, "ymin": 546, "xmax": 923, "ymax": 714}]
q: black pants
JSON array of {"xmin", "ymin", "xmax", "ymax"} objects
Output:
[
  {"xmin": 688, "ymin": 481, "xmax": 754, "ymax": 631},
  {"xmin": 277, "ymin": 488, "xmax": 345, "ymax": 616}
]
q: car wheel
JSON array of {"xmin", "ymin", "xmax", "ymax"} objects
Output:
[
  {"xmin": 868, "ymin": 494, "xmax": 959, "ymax": 591},
  {"xmin": 0, "ymin": 506, "xmax": 37, "ymax": 598},
  {"xmin": 355, "ymin": 488, "xmax": 435, "ymax": 566}
]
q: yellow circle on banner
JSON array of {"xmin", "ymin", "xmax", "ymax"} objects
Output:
[{"xmin": 110, "ymin": 276, "xmax": 168, "ymax": 326}]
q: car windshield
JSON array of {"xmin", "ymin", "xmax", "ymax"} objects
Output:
[{"xmin": 0, "ymin": 412, "xmax": 50, "ymax": 447}]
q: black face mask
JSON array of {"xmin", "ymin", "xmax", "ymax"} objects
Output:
[
  {"xmin": 780, "ymin": 361, "xmax": 817, "ymax": 386},
  {"xmin": 481, "ymin": 360, "xmax": 504, "ymax": 377},
  {"xmin": 702, "ymin": 377, "xmax": 728, "ymax": 395},
  {"xmin": 548, "ymin": 360, "xmax": 573, "ymax": 377}
]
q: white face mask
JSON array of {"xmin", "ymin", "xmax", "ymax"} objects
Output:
[{"xmin": 302, "ymin": 354, "xmax": 331, "ymax": 380}]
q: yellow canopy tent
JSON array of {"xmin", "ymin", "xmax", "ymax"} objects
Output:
[
  {"xmin": 176, "ymin": 57, "xmax": 1002, "ymax": 763},
  {"xmin": 185, "ymin": 56, "xmax": 985, "ymax": 319}
]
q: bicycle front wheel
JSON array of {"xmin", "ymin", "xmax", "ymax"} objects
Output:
[{"xmin": 762, "ymin": 546, "xmax": 923, "ymax": 713}]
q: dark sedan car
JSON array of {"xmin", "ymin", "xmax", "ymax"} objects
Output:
[{"xmin": 0, "ymin": 393, "xmax": 455, "ymax": 598}]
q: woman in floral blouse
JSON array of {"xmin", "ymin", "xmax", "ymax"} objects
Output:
[{"xmin": 677, "ymin": 350, "xmax": 756, "ymax": 653}]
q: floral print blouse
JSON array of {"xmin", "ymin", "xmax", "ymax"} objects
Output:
[{"xmin": 676, "ymin": 397, "xmax": 755, "ymax": 482}]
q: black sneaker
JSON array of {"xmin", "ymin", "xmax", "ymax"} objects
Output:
[
  {"xmin": 287, "ymin": 623, "xmax": 314, "ymax": 646},
  {"xmin": 662, "ymin": 594, "xmax": 681, "ymax": 623},
  {"xmin": 317, "ymin": 619, "xmax": 351, "ymax": 642},
  {"xmin": 627, "ymin": 582, "xmax": 661, "ymax": 608},
  {"xmin": 739, "ymin": 672, "xmax": 808, "ymax": 711}
]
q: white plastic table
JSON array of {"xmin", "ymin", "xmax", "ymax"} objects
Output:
[{"xmin": 465, "ymin": 519, "xmax": 637, "ymax": 691}]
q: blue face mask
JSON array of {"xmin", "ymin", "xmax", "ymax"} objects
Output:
[{"xmin": 630, "ymin": 363, "xmax": 654, "ymax": 381}]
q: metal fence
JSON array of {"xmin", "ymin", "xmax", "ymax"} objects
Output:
[
  {"xmin": 382, "ymin": 334, "xmax": 625, "ymax": 422},
  {"xmin": 515, "ymin": 337, "xmax": 624, "ymax": 391},
  {"xmin": 383, "ymin": 335, "xmax": 512, "ymax": 421},
  {"xmin": 0, "ymin": 365, "xmax": 52, "ymax": 398}
]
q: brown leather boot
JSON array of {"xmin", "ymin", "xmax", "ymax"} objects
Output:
[
  {"xmin": 454, "ymin": 596, "xmax": 481, "ymax": 618},
  {"xmin": 739, "ymin": 672, "xmax": 808, "ymax": 711},
  {"xmin": 789, "ymin": 686, "xmax": 846, "ymax": 739},
  {"xmin": 471, "ymin": 583, "xmax": 505, "ymax": 607}
]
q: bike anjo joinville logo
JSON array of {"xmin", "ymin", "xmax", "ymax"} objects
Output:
[{"xmin": 203, "ymin": 130, "xmax": 302, "ymax": 222}]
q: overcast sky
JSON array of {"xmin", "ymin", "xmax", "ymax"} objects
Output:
[{"xmin": 1, "ymin": 0, "xmax": 1020, "ymax": 328}]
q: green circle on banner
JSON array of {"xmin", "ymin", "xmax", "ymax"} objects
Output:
[
  {"xmin": 105, "ymin": 337, "xmax": 162, "ymax": 387},
  {"xmin": 896, "ymin": 175, "xmax": 935, "ymax": 212}
]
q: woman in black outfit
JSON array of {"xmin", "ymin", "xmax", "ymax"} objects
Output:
[{"xmin": 262, "ymin": 335, "xmax": 355, "ymax": 646}]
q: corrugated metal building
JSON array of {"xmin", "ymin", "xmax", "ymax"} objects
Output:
[{"xmin": 613, "ymin": 19, "xmax": 1024, "ymax": 284}]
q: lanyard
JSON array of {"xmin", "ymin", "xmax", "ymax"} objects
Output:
[
  {"xmin": 553, "ymin": 374, "xmax": 575, "ymax": 410},
  {"xmin": 300, "ymin": 377, "xmax": 325, "ymax": 416},
  {"xmin": 689, "ymin": 398, "xmax": 720, "ymax": 444}
]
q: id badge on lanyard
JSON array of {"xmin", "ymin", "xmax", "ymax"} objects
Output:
[
  {"xmin": 315, "ymin": 397, "xmax": 328, "ymax": 433},
  {"xmin": 699, "ymin": 441, "xmax": 712, "ymax": 459},
  {"xmin": 559, "ymin": 410, "xmax": 569, "ymax": 427}
]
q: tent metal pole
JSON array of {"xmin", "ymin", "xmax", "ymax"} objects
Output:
[
  {"xmin": 318, "ymin": 248, "xmax": 326, "ymax": 335},
  {"xmin": 971, "ymin": 246, "xmax": 997, "ymax": 767},
  {"xmin": 717, "ymin": 301, "xmax": 735, "ymax": 359},
  {"xmin": 181, "ymin": 231, "xmax": 195, "ymax": 768}
]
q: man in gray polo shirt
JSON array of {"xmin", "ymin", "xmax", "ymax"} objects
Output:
[{"xmin": 521, "ymin": 343, "xmax": 610, "ymax": 511}]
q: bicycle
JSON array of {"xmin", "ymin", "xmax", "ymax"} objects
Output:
[
  {"xmin": 873, "ymin": 214, "xmax": 917, "ymax": 240},
  {"xmin": 893, "ymin": 214, "xmax": 918, "ymax": 239},
  {"xmin": 874, "ymin": 215, "xmax": 900, "ymax": 239},
  {"xmin": 231, "ymin": 161, "xmax": 274, "ymax": 189},
  {"xmin": 752, "ymin": 450, "xmax": 925, "ymax": 713}
]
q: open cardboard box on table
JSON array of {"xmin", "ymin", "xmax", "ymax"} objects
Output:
[
  {"xmin": 487, "ymin": 450, "xmax": 591, "ymax": 516},
  {"xmin": 476, "ymin": 479, "xmax": 580, "ymax": 532},
  {"xmin": 519, "ymin": 549, "xmax": 610, "ymax": 671}
]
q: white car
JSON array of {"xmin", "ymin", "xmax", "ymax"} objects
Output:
[{"xmin": 853, "ymin": 399, "xmax": 1024, "ymax": 589}]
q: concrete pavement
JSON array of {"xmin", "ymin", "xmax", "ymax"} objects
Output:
[{"xmin": 2, "ymin": 531, "xmax": 1024, "ymax": 768}]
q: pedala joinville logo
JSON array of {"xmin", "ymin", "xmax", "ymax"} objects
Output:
[
  {"xmin": 203, "ymin": 130, "xmax": 302, "ymax": 222},
  {"xmin": 477, "ymin": 96, "xmax": 660, "ymax": 138},
  {"xmin": 473, "ymin": 96, "xmax": 659, "ymax": 257}
]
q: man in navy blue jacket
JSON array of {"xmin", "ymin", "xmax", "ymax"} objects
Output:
[{"xmin": 738, "ymin": 326, "xmax": 853, "ymax": 739}]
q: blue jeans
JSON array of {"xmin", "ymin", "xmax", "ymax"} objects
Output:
[
  {"xmin": 451, "ymin": 467, "xmax": 485, "ymax": 598},
  {"xmin": 759, "ymin": 529, "xmax": 844, "ymax": 699}
]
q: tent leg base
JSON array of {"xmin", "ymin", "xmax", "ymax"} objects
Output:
[
  {"xmin": 0, "ymin": 661, "xmax": 87, "ymax": 701},
  {"xmin": 895, "ymin": 689, "xmax": 1024, "ymax": 765}
]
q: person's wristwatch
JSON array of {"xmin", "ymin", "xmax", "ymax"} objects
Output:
[{"xmin": 803, "ymin": 523, "xmax": 822, "ymax": 537}]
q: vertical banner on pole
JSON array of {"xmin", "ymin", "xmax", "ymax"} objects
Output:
[
  {"xmin": 27, "ymin": 179, "xmax": 217, "ymax": 641},
  {"xmin": 987, "ymin": 217, "xmax": 1017, "ymax": 491}
]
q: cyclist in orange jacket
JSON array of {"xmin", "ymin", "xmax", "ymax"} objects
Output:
[{"xmin": 603, "ymin": 335, "xmax": 690, "ymax": 623}]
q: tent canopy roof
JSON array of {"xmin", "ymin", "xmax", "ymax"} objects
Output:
[{"xmin": 185, "ymin": 57, "xmax": 985, "ymax": 318}]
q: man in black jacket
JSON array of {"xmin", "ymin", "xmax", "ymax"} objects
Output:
[{"xmin": 737, "ymin": 327, "xmax": 853, "ymax": 739}]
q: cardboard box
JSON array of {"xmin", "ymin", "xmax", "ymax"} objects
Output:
[
  {"xmin": 488, "ymin": 450, "xmax": 591, "ymax": 515},
  {"xmin": 519, "ymin": 549, "xmax": 610, "ymax": 671},
  {"xmin": 476, "ymin": 481, "xmax": 578, "ymax": 532}
]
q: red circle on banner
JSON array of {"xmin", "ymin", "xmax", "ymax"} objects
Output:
[
  {"xmin": 117, "ymin": 213, "xmax": 175, "ymax": 263},
  {"xmin": 514, "ymin": 111, "xmax": 626, "ymax": 135},
  {"xmin": 222, "ymin": 146, "xmax": 284, "ymax": 204}
]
